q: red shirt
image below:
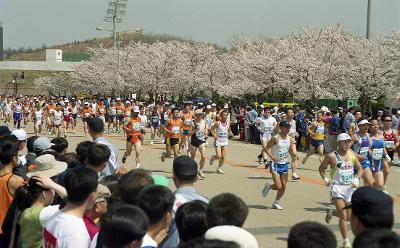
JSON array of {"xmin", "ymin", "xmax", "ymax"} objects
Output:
[{"xmin": 83, "ymin": 215, "xmax": 98, "ymax": 240}]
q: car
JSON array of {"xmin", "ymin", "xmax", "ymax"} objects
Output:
[{"xmin": 192, "ymin": 96, "xmax": 209, "ymax": 105}]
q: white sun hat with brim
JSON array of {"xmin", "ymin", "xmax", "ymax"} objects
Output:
[
  {"xmin": 337, "ymin": 133, "xmax": 352, "ymax": 142},
  {"xmin": 27, "ymin": 154, "xmax": 68, "ymax": 178},
  {"xmin": 205, "ymin": 225, "xmax": 259, "ymax": 248}
]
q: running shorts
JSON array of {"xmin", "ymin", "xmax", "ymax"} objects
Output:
[
  {"xmin": 108, "ymin": 115, "xmax": 115, "ymax": 122},
  {"xmin": 190, "ymin": 135, "xmax": 205, "ymax": 148},
  {"xmin": 127, "ymin": 134, "xmax": 141, "ymax": 144},
  {"xmin": 63, "ymin": 116, "xmax": 72, "ymax": 122},
  {"xmin": 311, "ymin": 139, "xmax": 324, "ymax": 148},
  {"xmin": 166, "ymin": 137, "xmax": 180, "ymax": 146},
  {"xmin": 269, "ymin": 161, "xmax": 288, "ymax": 175},
  {"xmin": 117, "ymin": 115, "xmax": 124, "ymax": 122},
  {"xmin": 182, "ymin": 130, "xmax": 190, "ymax": 136},
  {"xmin": 83, "ymin": 118, "xmax": 91, "ymax": 122},
  {"xmin": 360, "ymin": 159, "xmax": 371, "ymax": 170},
  {"xmin": 13, "ymin": 112, "xmax": 22, "ymax": 120},
  {"xmin": 214, "ymin": 139, "xmax": 228, "ymax": 147},
  {"xmin": 151, "ymin": 123, "xmax": 159, "ymax": 128},
  {"xmin": 260, "ymin": 132, "xmax": 272, "ymax": 141},
  {"xmin": 370, "ymin": 160, "xmax": 383, "ymax": 173},
  {"xmin": 72, "ymin": 114, "xmax": 78, "ymax": 120},
  {"xmin": 329, "ymin": 183, "xmax": 354, "ymax": 203}
]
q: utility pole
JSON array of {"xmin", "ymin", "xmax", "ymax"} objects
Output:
[
  {"xmin": 104, "ymin": 0, "xmax": 128, "ymax": 48},
  {"xmin": 366, "ymin": 0, "xmax": 372, "ymax": 39}
]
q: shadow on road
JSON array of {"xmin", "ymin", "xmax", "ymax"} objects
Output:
[{"xmin": 248, "ymin": 204, "xmax": 270, "ymax": 210}]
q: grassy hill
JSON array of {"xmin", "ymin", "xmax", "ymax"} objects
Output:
[{"xmin": 4, "ymin": 32, "xmax": 192, "ymax": 62}]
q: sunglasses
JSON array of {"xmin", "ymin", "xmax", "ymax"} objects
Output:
[{"xmin": 384, "ymin": 119, "xmax": 392, "ymax": 122}]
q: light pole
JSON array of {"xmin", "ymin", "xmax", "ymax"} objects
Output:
[{"xmin": 366, "ymin": 0, "xmax": 372, "ymax": 39}]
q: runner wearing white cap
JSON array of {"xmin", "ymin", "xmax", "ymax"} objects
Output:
[
  {"xmin": 115, "ymin": 98, "xmax": 125, "ymax": 133},
  {"xmin": 122, "ymin": 106, "xmax": 143, "ymax": 168},
  {"xmin": 350, "ymin": 119, "xmax": 374, "ymax": 187},
  {"xmin": 319, "ymin": 133, "xmax": 362, "ymax": 248},
  {"xmin": 81, "ymin": 102, "xmax": 93, "ymax": 136}
]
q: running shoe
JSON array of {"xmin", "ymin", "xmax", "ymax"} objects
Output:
[
  {"xmin": 217, "ymin": 167, "xmax": 224, "ymax": 174},
  {"xmin": 257, "ymin": 155, "xmax": 262, "ymax": 164},
  {"xmin": 383, "ymin": 185, "xmax": 389, "ymax": 195},
  {"xmin": 198, "ymin": 171, "xmax": 206, "ymax": 178},
  {"xmin": 150, "ymin": 140, "xmax": 154, "ymax": 145},
  {"xmin": 161, "ymin": 152, "xmax": 166, "ymax": 162},
  {"xmin": 122, "ymin": 157, "xmax": 127, "ymax": 164},
  {"xmin": 325, "ymin": 207, "xmax": 333, "ymax": 224},
  {"xmin": 136, "ymin": 163, "xmax": 140, "ymax": 169},
  {"xmin": 209, "ymin": 155, "xmax": 215, "ymax": 166},
  {"xmin": 292, "ymin": 173, "xmax": 300, "ymax": 180},
  {"xmin": 262, "ymin": 182, "xmax": 270, "ymax": 198},
  {"xmin": 64, "ymin": 134, "xmax": 67, "ymax": 138},
  {"xmin": 342, "ymin": 239, "xmax": 352, "ymax": 248},
  {"xmin": 272, "ymin": 202, "xmax": 283, "ymax": 210}
]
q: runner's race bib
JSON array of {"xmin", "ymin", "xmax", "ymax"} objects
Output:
[
  {"xmin": 278, "ymin": 149, "xmax": 289, "ymax": 160},
  {"xmin": 132, "ymin": 122, "xmax": 141, "ymax": 132},
  {"xmin": 117, "ymin": 109, "xmax": 123, "ymax": 115},
  {"xmin": 372, "ymin": 148, "xmax": 383, "ymax": 160},
  {"xmin": 359, "ymin": 146, "xmax": 369, "ymax": 159},
  {"xmin": 339, "ymin": 169, "xmax": 353, "ymax": 185},
  {"xmin": 316, "ymin": 126, "xmax": 324, "ymax": 134},
  {"xmin": 84, "ymin": 112, "xmax": 91, "ymax": 118},
  {"xmin": 172, "ymin": 126, "xmax": 180, "ymax": 134},
  {"xmin": 184, "ymin": 119, "xmax": 192, "ymax": 126},
  {"xmin": 218, "ymin": 130, "xmax": 228, "ymax": 139},
  {"xmin": 384, "ymin": 141, "xmax": 394, "ymax": 148}
]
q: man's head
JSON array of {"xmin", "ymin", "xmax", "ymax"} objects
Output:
[
  {"xmin": 64, "ymin": 167, "xmax": 98, "ymax": 207},
  {"xmin": 288, "ymin": 221, "xmax": 337, "ymax": 248},
  {"xmin": 88, "ymin": 117, "xmax": 105, "ymax": 136},
  {"xmin": 353, "ymin": 228, "xmax": 400, "ymax": 248},
  {"xmin": 50, "ymin": 137, "xmax": 68, "ymax": 154},
  {"xmin": 137, "ymin": 185, "xmax": 174, "ymax": 228},
  {"xmin": 354, "ymin": 110, "xmax": 362, "ymax": 121},
  {"xmin": 347, "ymin": 187, "xmax": 394, "ymax": 235},
  {"xmin": 173, "ymin": 156, "xmax": 198, "ymax": 187},
  {"xmin": 99, "ymin": 206, "xmax": 149, "ymax": 248},
  {"xmin": 86, "ymin": 143, "xmax": 111, "ymax": 173},
  {"xmin": 0, "ymin": 140, "xmax": 19, "ymax": 166},
  {"xmin": 11, "ymin": 129, "xmax": 27, "ymax": 151},
  {"xmin": 207, "ymin": 193, "xmax": 248, "ymax": 228},
  {"xmin": 117, "ymin": 169, "xmax": 154, "ymax": 205},
  {"xmin": 33, "ymin": 137, "xmax": 52, "ymax": 156},
  {"xmin": 75, "ymin": 141, "xmax": 93, "ymax": 164},
  {"xmin": 176, "ymin": 200, "xmax": 208, "ymax": 243}
]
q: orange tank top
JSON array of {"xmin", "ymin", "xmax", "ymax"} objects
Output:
[
  {"xmin": 0, "ymin": 173, "xmax": 14, "ymax": 234},
  {"xmin": 83, "ymin": 108, "xmax": 92, "ymax": 118},
  {"xmin": 126, "ymin": 117, "xmax": 142, "ymax": 136},
  {"xmin": 182, "ymin": 112, "xmax": 193, "ymax": 130},
  {"xmin": 167, "ymin": 118, "xmax": 183, "ymax": 138}
]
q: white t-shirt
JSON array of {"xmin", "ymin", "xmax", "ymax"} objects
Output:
[
  {"xmin": 254, "ymin": 116, "xmax": 277, "ymax": 135},
  {"xmin": 40, "ymin": 205, "xmax": 91, "ymax": 248},
  {"xmin": 141, "ymin": 234, "xmax": 157, "ymax": 248}
]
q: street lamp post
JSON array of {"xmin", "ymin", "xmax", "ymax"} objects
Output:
[{"xmin": 366, "ymin": 0, "xmax": 372, "ymax": 39}]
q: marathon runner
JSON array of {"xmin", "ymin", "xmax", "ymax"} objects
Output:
[
  {"xmin": 319, "ymin": 133, "xmax": 362, "ymax": 248},
  {"xmin": 115, "ymin": 98, "xmax": 125, "ymax": 133},
  {"xmin": 138, "ymin": 105, "xmax": 148, "ymax": 146},
  {"xmin": 52, "ymin": 103, "xmax": 64, "ymax": 137},
  {"xmin": 189, "ymin": 109, "xmax": 208, "ymax": 178},
  {"xmin": 161, "ymin": 108, "xmax": 183, "ymax": 162},
  {"xmin": 286, "ymin": 108, "xmax": 300, "ymax": 180},
  {"xmin": 381, "ymin": 114, "xmax": 398, "ymax": 193},
  {"xmin": 302, "ymin": 111, "xmax": 325, "ymax": 165},
  {"xmin": 96, "ymin": 99, "xmax": 107, "ymax": 125},
  {"xmin": 62, "ymin": 99, "xmax": 73, "ymax": 138},
  {"xmin": 81, "ymin": 102, "xmax": 93, "ymax": 136},
  {"xmin": 149, "ymin": 106, "xmax": 161, "ymax": 145},
  {"xmin": 33, "ymin": 104, "xmax": 43, "ymax": 136},
  {"xmin": 107, "ymin": 100, "xmax": 117, "ymax": 133},
  {"xmin": 254, "ymin": 106, "xmax": 277, "ymax": 166},
  {"xmin": 12, "ymin": 98, "xmax": 23, "ymax": 129},
  {"xmin": 122, "ymin": 106, "xmax": 143, "ymax": 168},
  {"xmin": 181, "ymin": 103, "xmax": 193, "ymax": 154}
]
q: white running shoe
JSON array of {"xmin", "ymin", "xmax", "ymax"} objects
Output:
[
  {"xmin": 292, "ymin": 173, "xmax": 300, "ymax": 180},
  {"xmin": 217, "ymin": 167, "xmax": 224, "ymax": 174},
  {"xmin": 302, "ymin": 157, "xmax": 308, "ymax": 164},
  {"xmin": 136, "ymin": 163, "xmax": 140, "ymax": 169},
  {"xmin": 262, "ymin": 183, "xmax": 270, "ymax": 198},
  {"xmin": 150, "ymin": 140, "xmax": 154, "ymax": 145},
  {"xmin": 198, "ymin": 171, "xmax": 206, "ymax": 178},
  {"xmin": 209, "ymin": 155, "xmax": 215, "ymax": 166},
  {"xmin": 342, "ymin": 239, "xmax": 351, "ymax": 248},
  {"xmin": 272, "ymin": 202, "xmax": 283, "ymax": 210}
]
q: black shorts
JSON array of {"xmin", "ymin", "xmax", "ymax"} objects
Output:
[
  {"xmin": 117, "ymin": 115, "xmax": 124, "ymax": 122},
  {"xmin": 166, "ymin": 137, "xmax": 180, "ymax": 146},
  {"xmin": 72, "ymin": 114, "xmax": 78, "ymax": 119},
  {"xmin": 83, "ymin": 118, "xmax": 90, "ymax": 122},
  {"xmin": 190, "ymin": 135, "xmax": 205, "ymax": 148}
]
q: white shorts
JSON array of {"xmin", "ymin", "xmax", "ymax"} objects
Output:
[
  {"xmin": 215, "ymin": 139, "xmax": 228, "ymax": 147},
  {"xmin": 260, "ymin": 133, "xmax": 272, "ymax": 141},
  {"xmin": 329, "ymin": 183, "xmax": 354, "ymax": 203}
]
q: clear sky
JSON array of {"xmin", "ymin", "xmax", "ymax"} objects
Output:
[{"xmin": 1, "ymin": 0, "xmax": 399, "ymax": 49}]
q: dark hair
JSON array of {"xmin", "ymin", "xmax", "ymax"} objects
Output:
[
  {"xmin": 172, "ymin": 108, "xmax": 179, "ymax": 113},
  {"xmin": 75, "ymin": 141, "xmax": 93, "ymax": 163},
  {"xmin": 86, "ymin": 143, "xmax": 111, "ymax": 167},
  {"xmin": 356, "ymin": 214, "xmax": 394, "ymax": 230},
  {"xmin": 207, "ymin": 193, "xmax": 248, "ymax": 228},
  {"xmin": 353, "ymin": 228, "xmax": 400, "ymax": 248},
  {"xmin": 137, "ymin": 185, "xmax": 174, "ymax": 225},
  {"xmin": 288, "ymin": 221, "xmax": 337, "ymax": 248},
  {"xmin": 117, "ymin": 169, "xmax": 154, "ymax": 205},
  {"xmin": 391, "ymin": 108, "xmax": 398, "ymax": 116},
  {"xmin": 39, "ymin": 150, "xmax": 62, "ymax": 161},
  {"xmin": 26, "ymin": 136, "xmax": 39, "ymax": 153},
  {"xmin": 0, "ymin": 140, "xmax": 19, "ymax": 164},
  {"xmin": 180, "ymin": 238, "xmax": 240, "ymax": 248},
  {"xmin": 61, "ymin": 152, "xmax": 82, "ymax": 169},
  {"xmin": 64, "ymin": 167, "xmax": 98, "ymax": 204},
  {"xmin": 50, "ymin": 137, "xmax": 69, "ymax": 153},
  {"xmin": 100, "ymin": 175, "xmax": 119, "ymax": 193},
  {"xmin": 88, "ymin": 117, "xmax": 105, "ymax": 134},
  {"xmin": 98, "ymin": 206, "xmax": 149, "ymax": 248},
  {"xmin": 14, "ymin": 178, "xmax": 48, "ymax": 211},
  {"xmin": 176, "ymin": 200, "xmax": 208, "ymax": 242},
  {"xmin": 381, "ymin": 114, "xmax": 392, "ymax": 122}
]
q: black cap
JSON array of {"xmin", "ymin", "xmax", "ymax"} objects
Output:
[
  {"xmin": 279, "ymin": 121, "xmax": 291, "ymax": 128},
  {"xmin": 173, "ymin": 156, "xmax": 198, "ymax": 177},
  {"xmin": 0, "ymin": 126, "xmax": 11, "ymax": 137},
  {"xmin": 344, "ymin": 187, "xmax": 393, "ymax": 216}
]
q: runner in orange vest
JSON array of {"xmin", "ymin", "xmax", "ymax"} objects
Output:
[
  {"xmin": 180, "ymin": 103, "xmax": 193, "ymax": 154},
  {"xmin": 122, "ymin": 106, "xmax": 143, "ymax": 168},
  {"xmin": 81, "ymin": 102, "xmax": 93, "ymax": 136},
  {"xmin": 161, "ymin": 108, "xmax": 183, "ymax": 162}
]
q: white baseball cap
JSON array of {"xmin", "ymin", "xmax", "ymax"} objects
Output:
[
  {"xmin": 211, "ymin": 103, "xmax": 216, "ymax": 107},
  {"xmin": 116, "ymin": 97, "xmax": 121, "ymax": 101},
  {"xmin": 358, "ymin": 119, "xmax": 370, "ymax": 126},
  {"xmin": 125, "ymin": 100, "xmax": 131, "ymax": 104},
  {"xmin": 206, "ymin": 105, "xmax": 211, "ymax": 109},
  {"xmin": 11, "ymin": 129, "xmax": 27, "ymax": 141},
  {"xmin": 64, "ymin": 99, "xmax": 69, "ymax": 103},
  {"xmin": 84, "ymin": 102, "xmax": 89, "ymax": 105},
  {"xmin": 133, "ymin": 106, "xmax": 140, "ymax": 112},
  {"xmin": 337, "ymin": 133, "xmax": 352, "ymax": 142},
  {"xmin": 205, "ymin": 225, "xmax": 259, "ymax": 248}
]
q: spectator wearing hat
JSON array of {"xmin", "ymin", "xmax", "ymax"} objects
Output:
[
  {"xmin": 159, "ymin": 156, "xmax": 208, "ymax": 248},
  {"xmin": 11, "ymin": 129, "xmax": 29, "ymax": 178},
  {"xmin": 353, "ymin": 228, "xmax": 400, "ymax": 248},
  {"xmin": 83, "ymin": 184, "xmax": 111, "ymax": 241},
  {"xmin": 88, "ymin": 117, "xmax": 119, "ymax": 180},
  {"xmin": 0, "ymin": 140, "xmax": 24, "ymax": 234},
  {"xmin": 205, "ymin": 225, "xmax": 258, "ymax": 248},
  {"xmin": 32, "ymin": 137, "xmax": 53, "ymax": 156},
  {"xmin": 345, "ymin": 187, "xmax": 394, "ymax": 236}
]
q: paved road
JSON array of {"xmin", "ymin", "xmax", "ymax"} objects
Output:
[{"xmin": 17, "ymin": 123, "xmax": 400, "ymax": 248}]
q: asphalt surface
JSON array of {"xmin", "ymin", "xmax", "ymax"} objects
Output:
[{"xmin": 13, "ymin": 122, "xmax": 400, "ymax": 248}]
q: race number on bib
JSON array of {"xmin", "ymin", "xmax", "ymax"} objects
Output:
[
  {"xmin": 372, "ymin": 148, "xmax": 383, "ymax": 160},
  {"xmin": 172, "ymin": 126, "xmax": 180, "ymax": 134},
  {"xmin": 359, "ymin": 147, "xmax": 369, "ymax": 159},
  {"xmin": 339, "ymin": 169, "xmax": 353, "ymax": 185}
]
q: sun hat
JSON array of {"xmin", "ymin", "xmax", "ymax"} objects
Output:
[{"xmin": 27, "ymin": 154, "xmax": 68, "ymax": 178}]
